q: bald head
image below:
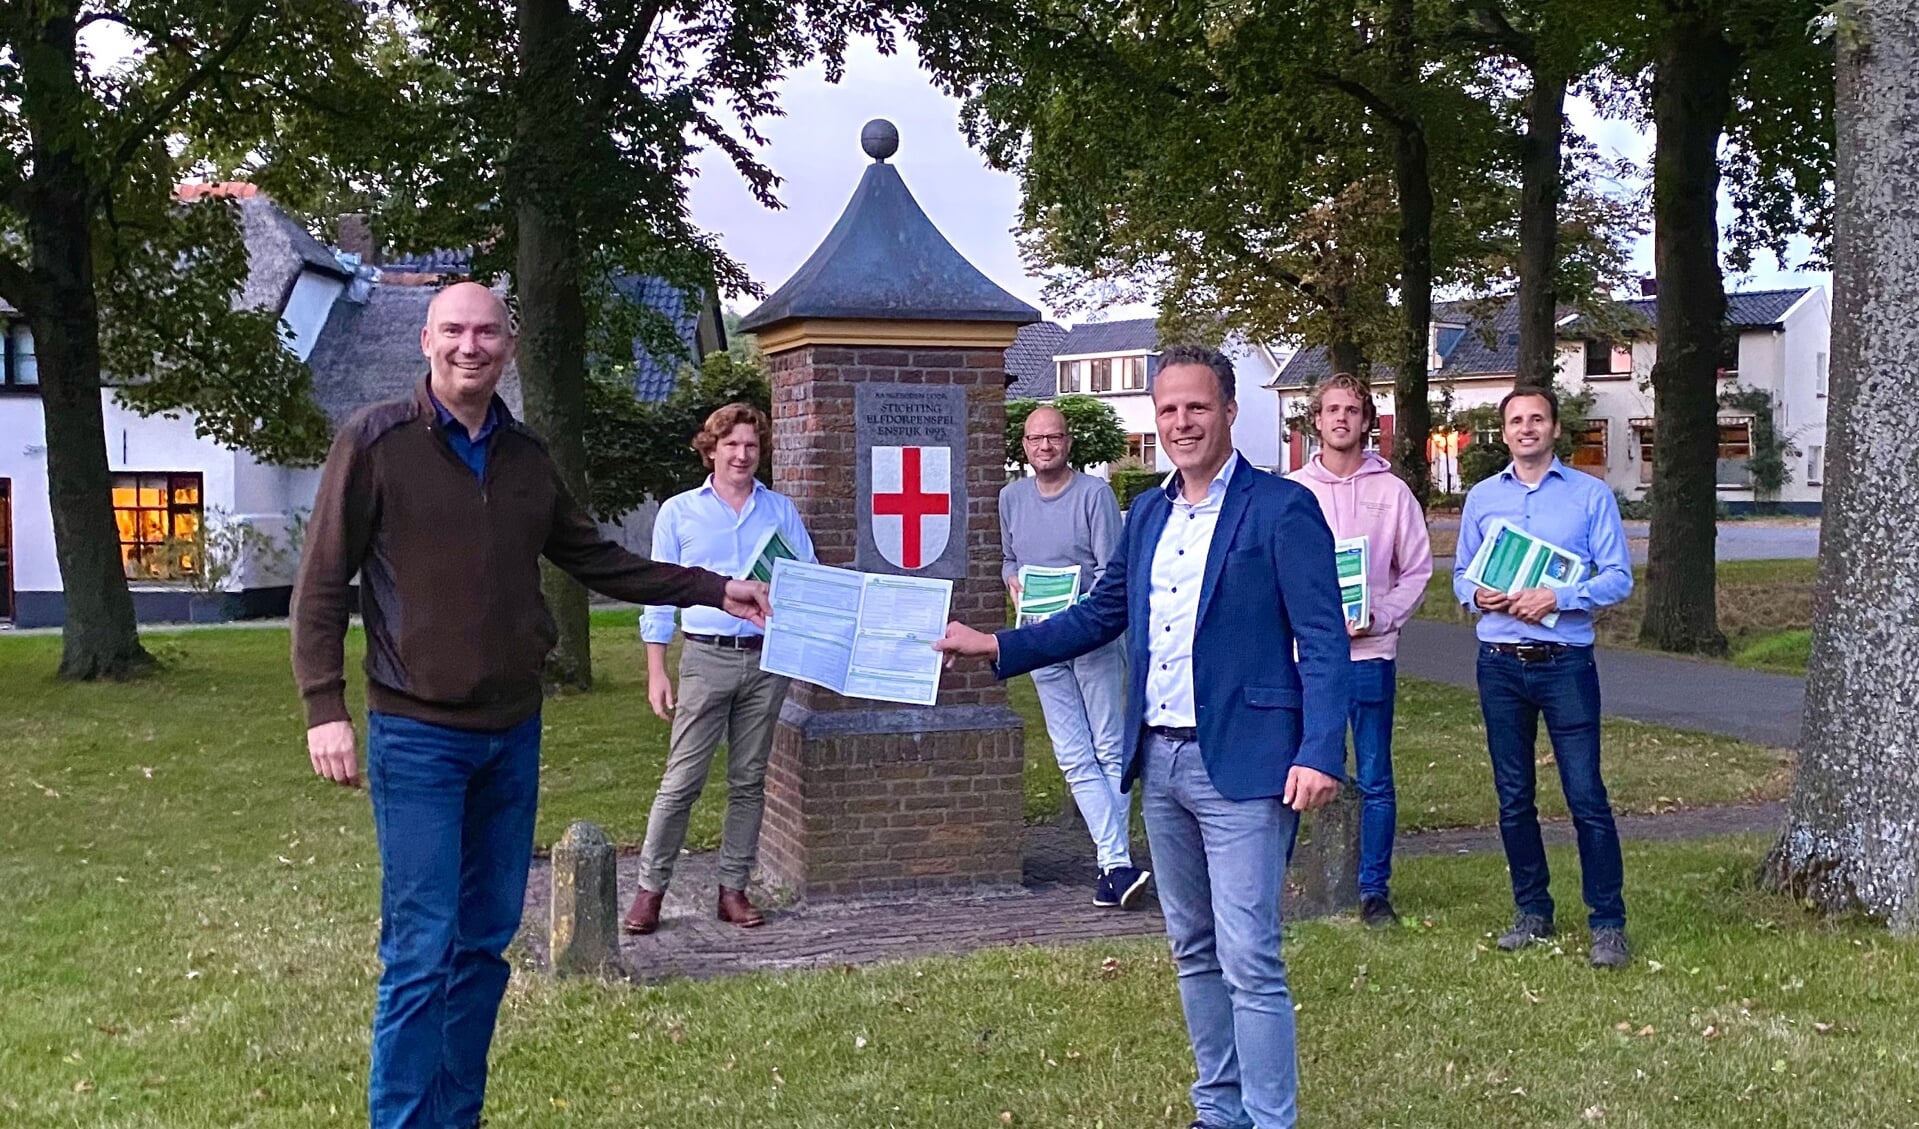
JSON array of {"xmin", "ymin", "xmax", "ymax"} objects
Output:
[
  {"xmin": 421, "ymin": 281, "xmax": 514, "ymax": 413},
  {"xmin": 1021, "ymin": 404, "xmax": 1073, "ymax": 476},
  {"xmin": 427, "ymin": 281, "xmax": 512, "ymax": 329}
]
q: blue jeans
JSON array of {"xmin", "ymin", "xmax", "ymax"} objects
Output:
[
  {"xmin": 366, "ymin": 711, "xmax": 542, "ymax": 1129},
  {"xmin": 1030, "ymin": 639, "xmax": 1132, "ymax": 870},
  {"xmin": 1141, "ymin": 730, "xmax": 1299, "ymax": 1129},
  {"xmin": 1347, "ymin": 659, "xmax": 1397, "ymax": 899},
  {"xmin": 1475, "ymin": 646, "xmax": 1626, "ymax": 929}
]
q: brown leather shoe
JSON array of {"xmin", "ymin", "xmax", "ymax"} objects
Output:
[
  {"xmin": 621, "ymin": 887, "xmax": 664, "ymax": 935},
  {"xmin": 716, "ymin": 886, "xmax": 765, "ymax": 928}
]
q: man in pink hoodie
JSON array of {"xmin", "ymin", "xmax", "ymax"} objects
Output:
[{"xmin": 1287, "ymin": 373, "xmax": 1433, "ymax": 927}]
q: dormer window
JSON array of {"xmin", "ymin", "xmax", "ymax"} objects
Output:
[
  {"xmin": 1057, "ymin": 359, "xmax": 1083, "ymax": 394},
  {"xmin": 1089, "ymin": 357, "xmax": 1113, "ymax": 393}
]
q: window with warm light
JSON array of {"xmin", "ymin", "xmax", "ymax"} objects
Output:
[
  {"xmin": 1126, "ymin": 432, "xmax": 1159, "ymax": 468},
  {"xmin": 113, "ymin": 473, "xmax": 203, "ymax": 579},
  {"xmin": 1716, "ymin": 420, "xmax": 1753, "ymax": 488},
  {"xmin": 1570, "ymin": 420, "xmax": 1608, "ymax": 475}
]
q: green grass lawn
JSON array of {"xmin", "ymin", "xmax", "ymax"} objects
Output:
[
  {"xmin": 0, "ymin": 622, "xmax": 1865, "ymax": 1128},
  {"xmin": 1420, "ymin": 558, "xmax": 1816, "ymax": 673}
]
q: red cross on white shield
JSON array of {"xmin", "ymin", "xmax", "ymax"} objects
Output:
[{"xmin": 871, "ymin": 445, "xmax": 951, "ymax": 570}]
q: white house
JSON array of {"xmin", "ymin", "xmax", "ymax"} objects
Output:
[
  {"xmin": 1269, "ymin": 286, "xmax": 1832, "ymax": 513},
  {"xmin": 0, "ymin": 190, "xmax": 725, "ymax": 628},
  {"xmin": 1005, "ymin": 317, "xmax": 1287, "ymax": 474}
]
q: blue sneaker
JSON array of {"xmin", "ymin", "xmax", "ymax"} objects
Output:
[{"xmin": 1095, "ymin": 866, "xmax": 1152, "ymax": 909}]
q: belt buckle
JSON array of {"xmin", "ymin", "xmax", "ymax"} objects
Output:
[{"xmin": 1514, "ymin": 644, "xmax": 1554, "ymax": 662}]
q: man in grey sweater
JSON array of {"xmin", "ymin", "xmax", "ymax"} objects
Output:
[{"xmin": 1002, "ymin": 405, "xmax": 1149, "ymax": 908}]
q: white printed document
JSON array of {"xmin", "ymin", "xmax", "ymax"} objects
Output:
[
  {"xmin": 1462, "ymin": 518, "xmax": 1585, "ymax": 629},
  {"xmin": 760, "ymin": 558, "xmax": 953, "ymax": 706}
]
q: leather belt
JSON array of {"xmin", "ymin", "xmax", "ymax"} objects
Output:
[
  {"xmin": 685, "ymin": 632, "xmax": 764, "ymax": 651},
  {"xmin": 1487, "ymin": 642, "xmax": 1570, "ymax": 662},
  {"xmin": 1148, "ymin": 725, "xmax": 1199, "ymax": 743}
]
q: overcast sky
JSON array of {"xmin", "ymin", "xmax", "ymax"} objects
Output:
[{"xmin": 688, "ymin": 38, "xmax": 1832, "ymax": 328}]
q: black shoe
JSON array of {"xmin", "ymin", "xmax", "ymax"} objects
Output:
[
  {"xmin": 1497, "ymin": 912, "xmax": 1555, "ymax": 951},
  {"xmin": 1359, "ymin": 894, "xmax": 1400, "ymax": 929},
  {"xmin": 1094, "ymin": 866, "xmax": 1152, "ymax": 909},
  {"xmin": 1589, "ymin": 926, "xmax": 1631, "ymax": 969}
]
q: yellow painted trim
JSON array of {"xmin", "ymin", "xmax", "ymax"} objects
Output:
[{"xmin": 756, "ymin": 318, "xmax": 1023, "ymax": 354}]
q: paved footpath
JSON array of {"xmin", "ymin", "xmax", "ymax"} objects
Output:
[{"xmin": 1396, "ymin": 619, "xmax": 1805, "ymax": 749}]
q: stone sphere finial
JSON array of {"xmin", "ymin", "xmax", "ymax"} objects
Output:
[{"xmin": 861, "ymin": 119, "xmax": 900, "ymax": 162}]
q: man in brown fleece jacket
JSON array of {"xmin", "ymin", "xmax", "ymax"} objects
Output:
[{"xmin": 292, "ymin": 282, "xmax": 769, "ymax": 1129}]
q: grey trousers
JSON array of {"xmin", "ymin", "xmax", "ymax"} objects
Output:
[{"xmin": 636, "ymin": 640, "xmax": 790, "ymax": 892}]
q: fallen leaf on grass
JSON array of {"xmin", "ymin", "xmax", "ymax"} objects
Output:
[
  {"xmin": 72, "ymin": 1080, "xmax": 94, "ymax": 1094},
  {"xmin": 1000, "ymin": 1111, "xmax": 1014, "ymax": 1124},
  {"xmin": 1099, "ymin": 957, "xmax": 1121, "ymax": 978},
  {"xmin": 1581, "ymin": 1106, "xmax": 1605, "ymax": 1122},
  {"xmin": 1813, "ymin": 1022, "xmax": 1835, "ymax": 1035},
  {"xmin": 1702, "ymin": 1025, "xmax": 1720, "ymax": 1039},
  {"xmin": 855, "ymin": 1036, "xmax": 868, "ymax": 1049},
  {"xmin": 1637, "ymin": 1025, "xmax": 1656, "ymax": 1037}
]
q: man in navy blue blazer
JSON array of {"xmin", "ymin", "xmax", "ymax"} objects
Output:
[{"xmin": 937, "ymin": 344, "xmax": 1351, "ymax": 1129}]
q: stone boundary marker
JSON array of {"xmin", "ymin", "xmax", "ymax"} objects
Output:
[{"xmin": 548, "ymin": 821, "xmax": 623, "ymax": 978}]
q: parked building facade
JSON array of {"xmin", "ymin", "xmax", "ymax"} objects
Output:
[{"xmin": 1269, "ymin": 286, "xmax": 1831, "ymax": 513}]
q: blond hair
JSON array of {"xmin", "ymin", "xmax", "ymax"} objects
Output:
[{"xmin": 1307, "ymin": 372, "xmax": 1378, "ymax": 430}]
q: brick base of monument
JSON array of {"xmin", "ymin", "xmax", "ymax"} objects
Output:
[{"xmin": 759, "ymin": 701, "xmax": 1026, "ymax": 900}]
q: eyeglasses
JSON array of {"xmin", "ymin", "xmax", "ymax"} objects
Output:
[{"xmin": 1023, "ymin": 432, "xmax": 1067, "ymax": 445}]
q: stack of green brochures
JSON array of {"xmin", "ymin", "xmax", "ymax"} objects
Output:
[
  {"xmin": 1015, "ymin": 565, "xmax": 1081, "ymax": 627},
  {"xmin": 1462, "ymin": 518, "xmax": 1585, "ymax": 628},
  {"xmin": 1334, "ymin": 536, "xmax": 1369, "ymax": 629}
]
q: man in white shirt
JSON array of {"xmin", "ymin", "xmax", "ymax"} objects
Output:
[
  {"xmin": 622, "ymin": 403, "xmax": 815, "ymax": 936},
  {"xmin": 938, "ymin": 345, "xmax": 1350, "ymax": 1129}
]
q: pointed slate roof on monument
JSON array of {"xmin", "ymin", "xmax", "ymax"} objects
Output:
[{"xmin": 739, "ymin": 120, "xmax": 1041, "ymax": 332}]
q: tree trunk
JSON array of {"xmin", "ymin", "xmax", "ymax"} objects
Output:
[
  {"xmin": 1513, "ymin": 66, "xmax": 1567, "ymax": 389},
  {"xmin": 1391, "ymin": 127, "xmax": 1434, "ymax": 506},
  {"xmin": 21, "ymin": 8, "xmax": 153, "ymax": 680},
  {"xmin": 1639, "ymin": 12, "xmax": 1736, "ymax": 656},
  {"xmin": 1328, "ymin": 338, "xmax": 1365, "ymax": 378},
  {"xmin": 1387, "ymin": 0, "xmax": 1433, "ymax": 505},
  {"xmin": 515, "ymin": 0, "xmax": 593, "ymax": 690},
  {"xmin": 1761, "ymin": 1, "xmax": 1919, "ymax": 927}
]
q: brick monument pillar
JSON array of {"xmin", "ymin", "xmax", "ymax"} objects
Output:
[{"xmin": 738, "ymin": 120, "xmax": 1040, "ymax": 899}]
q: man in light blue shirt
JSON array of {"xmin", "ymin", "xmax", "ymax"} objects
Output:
[
  {"xmin": 1454, "ymin": 385, "xmax": 1634, "ymax": 969},
  {"xmin": 623, "ymin": 404, "xmax": 815, "ymax": 936}
]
